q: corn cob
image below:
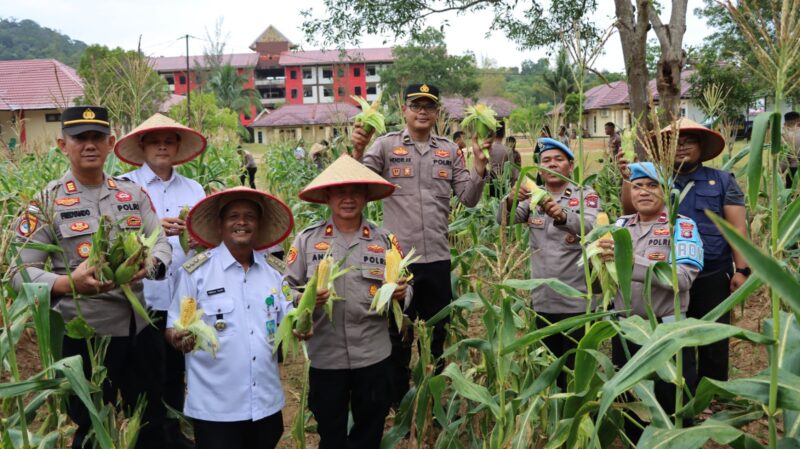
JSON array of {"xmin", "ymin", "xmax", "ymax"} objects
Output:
[
  {"xmin": 351, "ymin": 94, "xmax": 386, "ymax": 135},
  {"xmin": 371, "ymin": 245, "xmax": 419, "ymax": 331},
  {"xmin": 526, "ymin": 179, "xmax": 549, "ymax": 206},
  {"xmin": 581, "ymin": 212, "xmax": 618, "ymax": 309},
  {"xmin": 273, "ymin": 271, "xmax": 318, "ymax": 358},
  {"xmin": 174, "ymin": 296, "xmax": 219, "ymax": 357},
  {"xmin": 87, "ymin": 215, "xmax": 113, "ymax": 283},
  {"xmin": 596, "ymin": 212, "xmax": 613, "ymax": 241},
  {"xmin": 316, "ymin": 256, "xmax": 332, "ymax": 290},
  {"xmin": 461, "ymin": 103, "xmax": 499, "ymax": 140},
  {"xmin": 179, "ymin": 206, "xmax": 191, "ymax": 255}
]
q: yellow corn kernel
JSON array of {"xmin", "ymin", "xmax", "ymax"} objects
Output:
[
  {"xmin": 596, "ymin": 212, "xmax": 613, "ymax": 241},
  {"xmin": 384, "ymin": 247, "xmax": 402, "ymax": 284},
  {"xmin": 316, "ymin": 256, "xmax": 332, "ymax": 290},
  {"xmin": 179, "ymin": 297, "xmax": 197, "ymax": 328}
]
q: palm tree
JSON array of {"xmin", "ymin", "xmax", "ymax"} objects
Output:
[
  {"xmin": 206, "ymin": 64, "xmax": 262, "ymax": 119},
  {"xmin": 541, "ymin": 49, "xmax": 577, "ymax": 104}
]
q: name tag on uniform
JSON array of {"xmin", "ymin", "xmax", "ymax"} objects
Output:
[{"xmin": 207, "ymin": 288, "xmax": 225, "ymax": 296}]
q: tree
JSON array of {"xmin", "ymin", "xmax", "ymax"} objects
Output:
[
  {"xmin": 688, "ymin": 47, "xmax": 757, "ymax": 122},
  {"xmin": 77, "ymin": 45, "xmax": 168, "ymax": 134},
  {"xmin": 206, "ymin": 64, "xmax": 262, "ymax": 119},
  {"xmin": 0, "ymin": 18, "xmax": 87, "ymax": 66},
  {"xmin": 377, "ymin": 28, "xmax": 480, "ymax": 104},
  {"xmin": 541, "ymin": 49, "xmax": 577, "ymax": 104}
]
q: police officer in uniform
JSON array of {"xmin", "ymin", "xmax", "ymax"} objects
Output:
[
  {"xmin": 498, "ymin": 137, "xmax": 601, "ymax": 389},
  {"xmin": 618, "ymin": 118, "xmax": 748, "ymax": 386},
  {"xmin": 12, "ymin": 106, "xmax": 172, "ymax": 449},
  {"xmin": 286, "ymin": 155, "xmax": 413, "ymax": 449},
  {"xmin": 166, "ymin": 187, "xmax": 294, "ymax": 449},
  {"xmin": 116, "ymin": 112, "xmax": 208, "ymax": 449},
  {"xmin": 351, "ymin": 83, "xmax": 489, "ymax": 405},
  {"xmin": 604, "ymin": 162, "xmax": 703, "ymax": 441}
]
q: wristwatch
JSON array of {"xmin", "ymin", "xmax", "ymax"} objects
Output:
[{"xmin": 735, "ymin": 267, "xmax": 751, "ymax": 277}]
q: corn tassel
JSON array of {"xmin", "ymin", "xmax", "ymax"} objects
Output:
[
  {"xmin": 352, "ymin": 94, "xmax": 386, "ymax": 135},
  {"xmin": 174, "ymin": 296, "xmax": 219, "ymax": 357},
  {"xmin": 371, "ymin": 246, "xmax": 419, "ymax": 331},
  {"xmin": 179, "ymin": 206, "xmax": 191, "ymax": 255}
]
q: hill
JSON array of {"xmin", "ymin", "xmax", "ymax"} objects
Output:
[{"xmin": 0, "ymin": 18, "xmax": 88, "ymax": 67}]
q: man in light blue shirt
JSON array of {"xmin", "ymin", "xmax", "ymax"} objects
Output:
[
  {"xmin": 115, "ymin": 113, "xmax": 207, "ymax": 448},
  {"xmin": 166, "ymin": 187, "xmax": 295, "ymax": 449}
]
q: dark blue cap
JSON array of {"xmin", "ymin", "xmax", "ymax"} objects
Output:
[{"xmin": 537, "ymin": 137, "xmax": 574, "ymax": 160}]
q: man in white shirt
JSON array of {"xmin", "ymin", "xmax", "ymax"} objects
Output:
[
  {"xmin": 165, "ymin": 187, "xmax": 295, "ymax": 449},
  {"xmin": 115, "ymin": 113, "xmax": 207, "ymax": 449}
]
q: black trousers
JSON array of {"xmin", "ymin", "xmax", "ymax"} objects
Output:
[
  {"xmin": 193, "ymin": 411, "xmax": 283, "ymax": 449},
  {"xmin": 153, "ymin": 310, "xmax": 186, "ymax": 413},
  {"xmin": 240, "ymin": 167, "xmax": 257, "ymax": 189},
  {"xmin": 388, "ymin": 260, "xmax": 452, "ymax": 405},
  {"xmin": 308, "ymin": 358, "xmax": 392, "ymax": 449},
  {"xmin": 686, "ymin": 267, "xmax": 732, "ymax": 384},
  {"xmin": 787, "ymin": 166, "xmax": 798, "ymax": 188},
  {"xmin": 535, "ymin": 312, "xmax": 585, "ymax": 390},
  {"xmin": 64, "ymin": 325, "xmax": 165, "ymax": 449},
  {"xmin": 612, "ymin": 331, "xmax": 696, "ymax": 443}
]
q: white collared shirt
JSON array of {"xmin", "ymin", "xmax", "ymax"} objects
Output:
[
  {"xmin": 168, "ymin": 243, "xmax": 293, "ymax": 422},
  {"xmin": 123, "ymin": 164, "xmax": 205, "ymax": 310}
]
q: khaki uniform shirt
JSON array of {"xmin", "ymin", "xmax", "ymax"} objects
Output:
[
  {"xmin": 613, "ymin": 210, "xmax": 702, "ymax": 319},
  {"xmin": 783, "ymin": 125, "xmax": 800, "ymax": 169},
  {"xmin": 12, "ymin": 170, "xmax": 171, "ymax": 336},
  {"xmin": 361, "ymin": 129, "xmax": 487, "ymax": 263},
  {"xmin": 498, "ymin": 183, "xmax": 601, "ymax": 314},
  {"xmin": 284, "ymin": 218, "xmax": 413, "ymax": 370}
]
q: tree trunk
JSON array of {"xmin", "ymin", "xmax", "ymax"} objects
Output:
[
  {"xmin": 614, "ymin": 0, "xmax": 652, "ymax": 160},
  {"xmin": 649, "ymin": 0, "xmax": 688, "ymax": 122}
]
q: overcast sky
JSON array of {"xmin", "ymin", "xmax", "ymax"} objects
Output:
[{"xmin": 4, "ymin": 0, "xmax": 713, "ymax": 73}]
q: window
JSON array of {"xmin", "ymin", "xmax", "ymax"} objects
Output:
[
  {"xmin": 337, "ymin": 87, "xmax": 346, "ymax": 97},
  {"xmin": 179, "ymin": 75, "xmax": 186, "ymax": 85},
  {"xmin": 322, "ymin": 87, "xmax": 333, "ymax": 97},
  {"xmin": 353, "ymin": 67, "xmax": 361, "ymax": 77},
  {"xmin": 593, "ymin": 116, "xmax": 597, "ymax": 135},
  {"xmin": 291, "ymin": 89, "xmax": 298, "ymax": 99},
  {"xmin": 680, "ymin": 107, "xmax": 687, "ymax": 117},
  {"xmin": 336, "ymin": 67, "xmax": 345, "ymax": 78},
  {"xmin": 303, "ymin": 86, "xmax": 313, "ymax": 98},
  {"xmin": 322, "ymin": 68, "xmax": 333, "ymax": 79},
  {"xmin": 302, "ymin": 68, "xmax": 312, "ymax": 79},
  {"xmin": 366, "ymin": 65, "xmax": 377, "ymax": 76},
  {"xmin": 165, "ymin": 75, "xmax": 175, "ymax": 85},
  {"xmin": 257, "ymin": 131, "xmax": 263, "ymax": 144},
  {"xmin": 366, "ymin": 85, "xmax": 377, "ymax": 95},
  {"xmin": 45, "ymin": 113, "xmax": 61, "ymax": 122},
  {"xmin": 354, "ymin": 86, "xmax": 362, "ymax": 96},
  {"xmin": 290, "ymin": 70, "xmax": 297, "ymax": 80}
]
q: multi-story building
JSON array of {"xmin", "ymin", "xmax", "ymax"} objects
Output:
[{"xmin": 150, "ymin": 26, "xmax": 393, "ymax": 125}]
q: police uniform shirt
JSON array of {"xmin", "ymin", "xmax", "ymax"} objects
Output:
[
  {"xmin": 613, "ymin": 210, "xmax": 703, "ymax": 318},
  {"xmin": 498, "ymin": 183, "xmax": 601, "ymax": 314},
  {"xmin": 361, "ymin": 129, "xmax": 487, "ymax": 264},
  {"xmin": 489, "ymin": 141, "xmax": 517, "ymax": 179},
  {"xmin": 284, "ymin": 218, "xmax": 413, "ymax": 370},
  {"xmin": 12, "ymin": 170, "xmax": 171, "ymax": 336},
  {"xmin": 168, "ymin": 243, "xmax": 292, "ymax": 422},
  {"xmin": 123, "ymin": 164, "xmax": 205, "ymax": 311}
]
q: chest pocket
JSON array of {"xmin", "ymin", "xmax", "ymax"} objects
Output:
[
  {"xmin": 58, "ymin": 217, "xmax": 98, "ymax": 240},
  {"xmin": 693, "ymin": 183, "xmax": 724, "ymax": 214},
  {"xmin": 362, "ymin": 264, "xmax": 385, "ymax": 281},
  {"xmin": 201, "ymin": 297, "xmax": 236, "ymax": 335},
  {"xmin": 119, "ymin": 214, "xmax": 143, "ymax": 230}
]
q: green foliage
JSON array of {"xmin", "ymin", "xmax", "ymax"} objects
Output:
[
  {"xmin": 507, "ymin": 104, "xmax": 550, "ymax": 134},
  {"xmin": 167, "ymin": 92, "xmax": 242, "ymax": 139},
  {"xmin": 564, "ymin": 92, "xmax": 585, "ymax": 126},
  {"xmin": 0, "ymin": 18, "xmax": 87, "ymax": 66},
  {"xmin": 205, "ymin": 64, "xmax": 262, "ymax": 119},
  {"xmin": 688, "ymin": 46, "xmax": 758, "ymax": 121},
  {"xmin": 377, "ymin": 28, "xmax": 480, "ymax": 106},
  {"xmin": 541, "ymin": 48, "xmax": 577, "ymax": 104}
]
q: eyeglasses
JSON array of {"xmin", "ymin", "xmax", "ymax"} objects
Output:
[
  {"xmin": 406, "ymin": 102, "xmax": 439, "ymax": 112},
  {"xmin": 678, "ymin": 137, "xmax": 700, "ymax": 146}
]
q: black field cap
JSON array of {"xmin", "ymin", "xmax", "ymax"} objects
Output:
[
  {"xmin": 404, "ymin": 83, "xmax": 440, "ymax": 103},
  {"xmin": 61, "ymin": 106, "xmax": 111, "ymax": 136}
]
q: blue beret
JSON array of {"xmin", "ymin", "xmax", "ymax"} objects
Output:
[
  {"xmin": 537, "ymin": 137, "xmax": 574, "ymax": 160},
  {"xmin": 628, "ymin": 162, "xmax": 666, "ymax": 185}
]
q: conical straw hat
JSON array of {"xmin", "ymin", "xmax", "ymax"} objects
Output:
[
  {"xmin": 187, "ymin": 187, "xmax": 294, "ymax": 251},
  {"xmin": 657, "ymin": 117, "xmax": 725, "ymax": 162},
  {"xmin": 299, "ymin": 154, "xmax": 395, "ymax": 204},
  {"xmin": 114, "ymin": 113, "xmax": 207, "ymax": 166}
]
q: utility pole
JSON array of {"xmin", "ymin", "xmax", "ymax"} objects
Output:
[{"xmin": 185, "ymin": 34, "xmax": 191, "ymax": 126}]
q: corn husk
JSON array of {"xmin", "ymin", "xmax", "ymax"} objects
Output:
[
  {"xmin": 461, "ymin": 103, "xmax": 499, "ymax": 141},
  {"xmin": 352, "ymin": 94, "xmax": 386, "ymax": 135},
  {"xmin": 371, "ymin": 246, "xmax": 419, "ymax": 331},
  {"xmin": 179, "ymin": 206, "xmax": 191, "ymax": 255},
  {"xmin": 87, "ymin": 215, "xmax": 113, "ymax": 283},
  {"xmin": 174, "ymin": 296, "xmax": 219, "ymax": 357},
  {"xmin": 580, "ymin": 212, "xmax": 618, "ymax": 309},
  {"xmin": 526, "ymin": 179, "xmax": 549, "ymax": 206}
]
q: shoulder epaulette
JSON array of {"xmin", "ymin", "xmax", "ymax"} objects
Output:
[
  {"xmin": 384, "ymin": 131, "xmax": 402, "ymax": 137},
  {"xmin": 265, "ymin": 253, "xmax": 287, "ymax": 273},
  {"xmin": 182, "ymin": 251, "xmax": 210, "ymax": 273},
  {"xmin": 300, "ymin": 220, "xmax": 327, "ymax": 235}
]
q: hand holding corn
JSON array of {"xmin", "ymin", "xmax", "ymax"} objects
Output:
[
  {"xmin": 540, "ymin": 196, "xmax": 567, "ymax": 223},
  {"xmin": 166, "ymin": 328, "xmax": 196, "ymax": 353},
  {"xmin": 314, "ymin": 288, "xmax": 330, "ymax": 308},
  {"xmin": 350, "ymin": 122, "xmax": 373, "ymax": 158},
  {"xmin": 469, "ymin": 134, "xmax": 490, "ymax": 175},
  {"xmin": 597, "ymin": 239, "xmax": 615, "ymax": 262},
  {"xmin": 391, "ymin": 279, "xmax": 408, "ymax": 302}
]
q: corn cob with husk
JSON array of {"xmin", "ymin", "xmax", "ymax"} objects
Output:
[
  {"xmin": 173, "ymin": 296, "xmax": 219, "ymax": 357},
  {"xmin": 461, "ymin": 104, "xmax": 499, "ymax": 160},
  {"xmin": 314, "ymin": 252, "xmax": 354, "ymax": 323},
  {"xmin": 179, "ymin": 206, "xmax": 191, "ymax": 255},
  {"xmin": 274, "ymin": 270, "xmax": 318, "ymax": 359},
  {"xmin": 87, "ymin": 215, "xmax": 114, "ymax": 283},
  {"xmin": 524, "ymin": 177, "xmax": 549, "ymax": 206},
  {"xmin": 371, "ymin": 245, "xmax": 419, "ymax": 331},
  {"xmin": 351, "ymin": 93, "xmax": 386, "ymax": 135},
  {"xmin": 581, "ymin": 212, "xmax": 618, "ymax": 309},
  {"xmin": 621, "ymin": 122, "xmax": 637, "ymax": 161},
  {"xmin": 117, "ymin": 229, "xmax": 160, "ymax": 326}
]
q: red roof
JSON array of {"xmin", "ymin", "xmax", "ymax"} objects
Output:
[
  {"xmin": 150, "ymin": 53, "xmax": 259, "ymax": 72},
  {"xmin": 0, "ymin": 59, "xmax": 84, "ymax": 111},
  {"xmin": 249, "ymin": 103, "xmax": 360, "ymax": 127},
  {"xmin": 278, "ymin": 48, "xmax": 393, "ymax": 66},
  {"xmin": 440, "ymin": 96, "xmax": 517, "ymax": 120}
]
